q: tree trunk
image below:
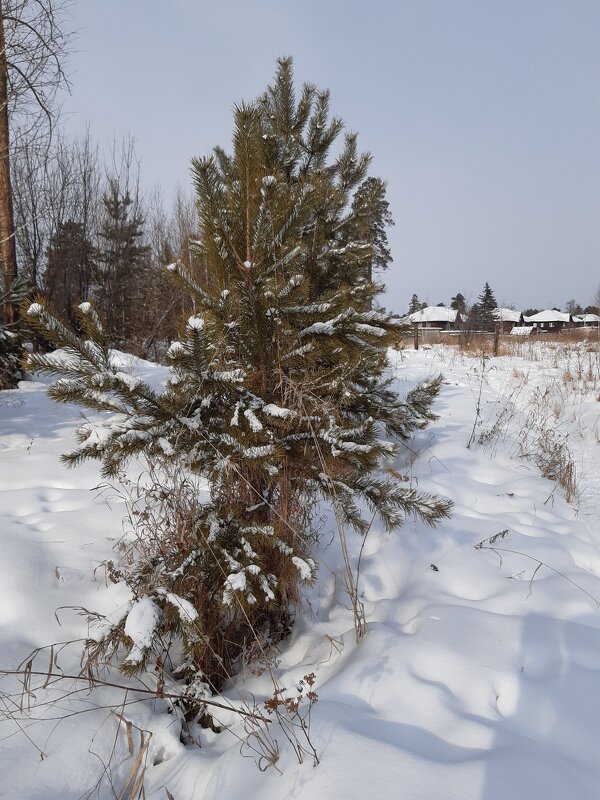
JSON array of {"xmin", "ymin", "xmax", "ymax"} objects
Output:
[{"xmin": 0, "ymin": 2, "xmax": 17, "ymax": 324}]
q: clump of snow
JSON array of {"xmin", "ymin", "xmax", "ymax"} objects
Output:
[
  {"xmin": 187, "ymin": 316, "xmax": 205, "ymax": 330},
  {"xmin": 222, "ymin": 571, "xmax": 247, "ymax": 607},
  {"xmin": 291, "ymin": 556, "xmax": 314, "ymax": 581},
  {"xmin": 299, "ymin": 321, "xmax": 335, "ymax": 337},
  {"xmin": 353, "ymin": 323, "xmax": 386, "ymax": 337},
  {"xmin": 211, "ymin": 368, "xmax": 245, "ymax": 383},
  {"xmin": 284, "ymin": 342, "xmax": 314, "ymax": 359},
  {"xmin": 278, "ymin": 273, "xmax": 304, "ymax": 299},
  {"xmin": 164, "ymin": 592, "xmax": 199, "ymax": 623},
  {"xmin": 157, "ymin": 437, "xmax": 175, "ymax": 456},
  {"xmin": 283, "ymin": 303, "xmax": 332, "ymax": 314},
  {"xmin": 114, "ymin": 371, "xmax": 141, "ymax": 391},
  {"xmin": 263, "ymin": 403, "xmax": 295, "ymax": 419},
  {"xmin": 87, "ymin": 603, "xmax": 130, "ymax": 643},
  {"xmin": 167, "ymin": 340, "xmax": 185, "ymax": 358},
  {"xmin": 243, "ymin": 444, "xmax": 274, "ymax": 459},
  {"xmin": 123, "ymin": 596, "xmax": 160, "ymax": 664},
  {"xmin": 244, "ymin": 408, "xmax": 263, "ymax": 432}
]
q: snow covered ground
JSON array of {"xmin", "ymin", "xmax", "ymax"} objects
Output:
[{"xmin": 1, "ymin": 341, "xmax": 599, "ymax": 799}]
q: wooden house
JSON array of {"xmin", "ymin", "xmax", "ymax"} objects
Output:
[
  {"xmin": 522, "ymin": 310, "xmax": 572, "ymax": 331},
  {"xmin": 491, "ymin": 308, "xmax": 523, "ymax": 333},
  {"xmin": 406, "ymin": 306, "xmax": 462, "ymax": 330},
  {"xmin": 572, "ymin": 314, "xmax": 600, "ymax": 328}
]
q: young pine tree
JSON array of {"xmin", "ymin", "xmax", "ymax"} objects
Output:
[{"xmin": 25, "ymin": 58, "xmax": 451, "ymax": 691}]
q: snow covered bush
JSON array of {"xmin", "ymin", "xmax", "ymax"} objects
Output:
[{"xmin": 25, "ymin": 58, "xmax": 451, "ymax": 692}]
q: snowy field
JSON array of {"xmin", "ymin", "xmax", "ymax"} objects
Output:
[{"xmin": 1, "ymin": 340, "xmax": 600, "ymax": 799}]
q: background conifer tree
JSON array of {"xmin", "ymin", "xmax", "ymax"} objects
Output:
[
  {"xmin": 350, "ymin": 176, "xmax": 393, "ymax": 284},
  {"xmin": 478, "ymin": 282, "xmax": 497, "ymax": 313},
  {"xmin": 44, "ymin": 221, "xmax": 96, "ymax": 330},
  {"xmin": 470, "ymin": 281, "xmax": 497, "ymax": 330},
  {"xmin": 408, "ymin": 293, "xmax": 422, "ymax": 314},
  {"xmin": 25, "ymin": 58, "xmax": 451, "ymax": 691},
  {"xmin": 95, "ymin": 181, "xmax": 150, "ymax": 348},
  {"xmin": 450, "ymin": 292, "xmax": 466, "ymax": 315}
]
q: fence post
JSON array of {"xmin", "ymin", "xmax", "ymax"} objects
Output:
[
  {"xmin": 493, "ymin": 323, "xmax": 500, "ymax": 356},
  {"xmin": 413, "ymin": 323, "xmax": 419, "ymax": 350}
]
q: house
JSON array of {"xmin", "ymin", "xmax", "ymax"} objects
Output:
[
  {"xmin": 522, "ymin": 310, "xmax": 572, "ymax": 331},
  {"xmin": 406, "ymin": 306, "xmax": 462, "ymax": 330},
  {"xmin": 491, "ymin": 308, "xmax": 523, "ymax": 333},
  {"xmin": 572, "ymin": 313, "xmax": 600, "ymax": 328}
]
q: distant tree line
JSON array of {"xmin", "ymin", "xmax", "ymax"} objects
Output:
[{"xmin": 11, "ymin": 132, "xmax": 204, "ymax": 358}]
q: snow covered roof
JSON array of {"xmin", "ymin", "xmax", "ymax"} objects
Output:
[
  {"xmin": 573, "ymin": 314, "xmax": 600, "ymax": 324},
  {"xmin": 492, "ymin": 308, "xmax": 522, "ymax": 323},
  {"xmin": 523, "ymin": 310, "xmax": 571, "ymax": 323},
  {"xmin": 510, "ymin": 326, "xmax": 533, "ymax": 336},
  {"xmin": 407, "ymin": 306, "xmax": 461, "ymax": 324}
]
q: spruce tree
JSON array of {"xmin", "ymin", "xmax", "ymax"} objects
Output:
[
  {"xmin": 478, "ymin": 282, "xmax": 497, "ymax": 312},
  {"xmin": 95, "ymin": 182, "xmax": 150, "ymax": 349},
  {"xmin": 408, "ymin": 293, "xmax": 422, "ymax": 314},
  {"xmin": 25, "ymin": 58, "xmax": 451, "ymax": 691},
  {"xmin": 475, "ymin": 282, "xmax": 497, "ymax": 330}
]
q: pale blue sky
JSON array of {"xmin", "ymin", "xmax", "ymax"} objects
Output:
[{"xmin": 61, "ymin": 0, "xmax": 600, "ymax": 312}]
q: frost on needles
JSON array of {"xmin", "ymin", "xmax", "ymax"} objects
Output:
[{"xmin": 25, "ymin": 57, "xmax": 452, "ymax": 693}]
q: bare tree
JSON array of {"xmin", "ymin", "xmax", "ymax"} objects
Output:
[
  {"xmin": 12, "ymin": 128, "xmax": 101, "ymax": 302},
  {"xmin": 0, "ymin": 0, "xmax": 72, "ymax": 323},
  {"xmin": 136, "ymin": 184, "xmax": 201, "ymax": 358},
  {"xmin": 566, "ymin": 299, "xmax": 583, "ymax": 316}
]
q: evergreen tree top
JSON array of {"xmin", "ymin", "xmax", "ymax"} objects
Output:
[
  {"xmin": 408, "ymin": 294, "xmax": 421, "ymax": 314},
  {"xmin": 478, "ymin": 282, "xmax": 497, "ymax": 313},
  {"xmin": 450, "ymin": 293, "xmax": 466, "ymax": 314}
]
